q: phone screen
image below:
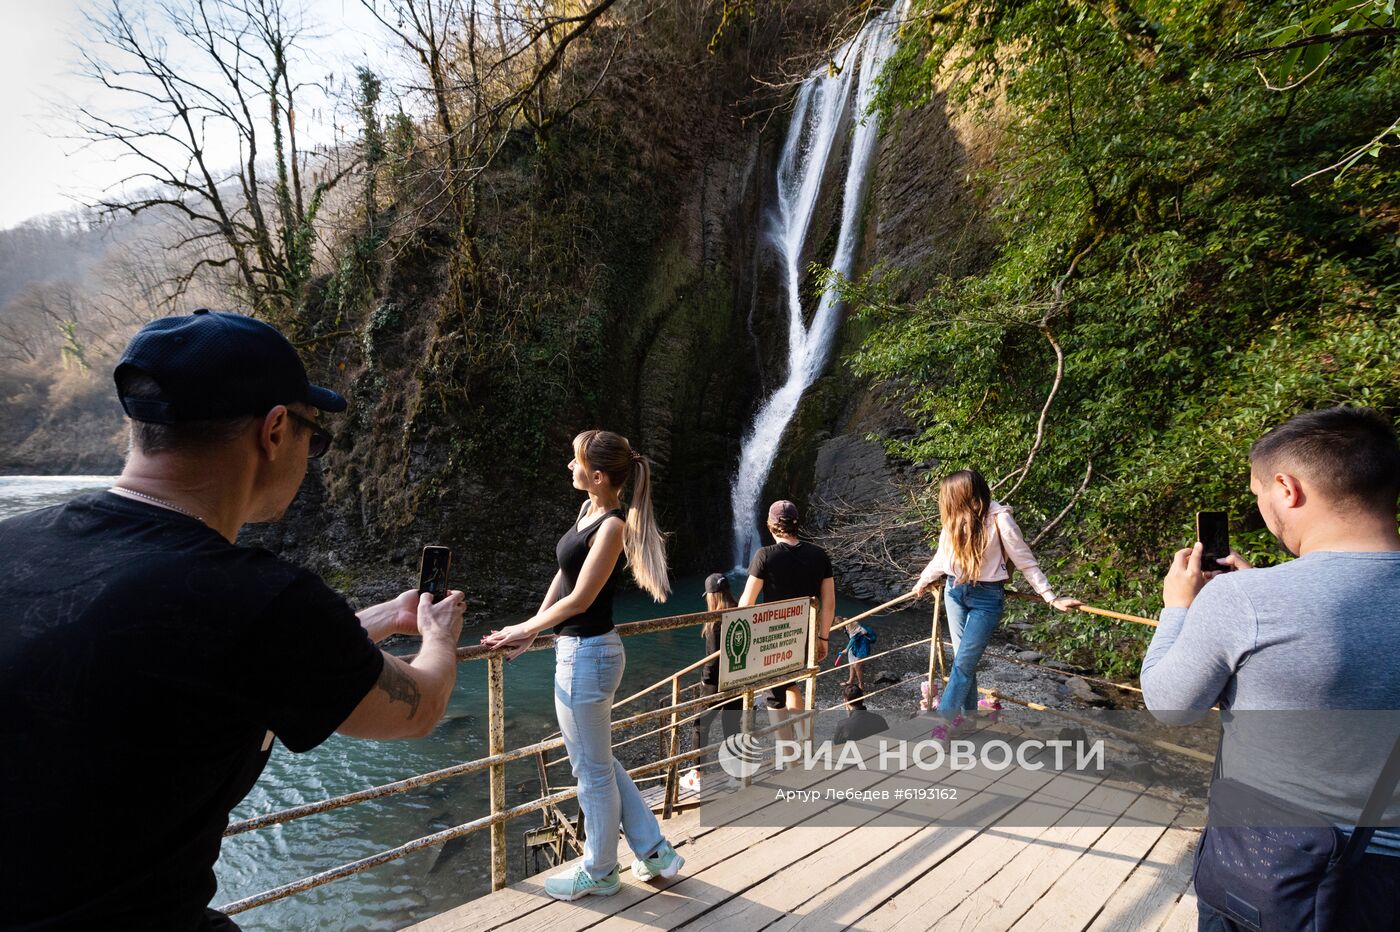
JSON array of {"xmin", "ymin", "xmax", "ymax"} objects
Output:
[
  {"xmin": 418, "ymin": 546, "xmax": 452, "ymax": 603},
  {"xmin": 1196, "ymin": 512, "xmax": 1230, "ymax": 573}
]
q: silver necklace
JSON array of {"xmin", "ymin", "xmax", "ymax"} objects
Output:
[{"xmin": 109, "ymin": 486, "xmax": 206, "ymax": 523}]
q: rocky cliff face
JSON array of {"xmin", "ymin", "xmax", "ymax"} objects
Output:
[{"xmin": 0, "ymin": 371, "xmax": 125, "ymax": 475}]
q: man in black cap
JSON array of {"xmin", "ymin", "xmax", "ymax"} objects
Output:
[
  {"xmin": 740, "ymin": 499, "xmax": 836, "ymax": 747},
  {"xmin": 0, "ymin": 310, "xmax": 465, "ymax": 930}
]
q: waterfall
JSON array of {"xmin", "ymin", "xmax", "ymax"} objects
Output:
[{"xmin": 728, "ymin": 9, "xmax": 901, "ymax": 569}]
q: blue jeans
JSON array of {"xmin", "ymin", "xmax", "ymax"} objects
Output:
[
  {"xmin": 938, "ymin": 580, "xmax": 1005, "ymax": 718},
  {"xmin": 554, "ymin": 631, "xmax": 664, "ymax": 879}
]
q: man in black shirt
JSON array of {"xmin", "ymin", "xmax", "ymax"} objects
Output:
[
  {"xmin": 833, "ymin": 684, "xmax": 889, "ymax": 744},
  {"xmin": 0, "ymin": 310, "xmax": 465, "ymax": 931},
  {"xmin": 740, "ymin": 500, "xmax": 836, "ymax": 746}
]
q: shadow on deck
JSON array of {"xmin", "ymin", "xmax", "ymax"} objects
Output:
[{"xmin": 408, "ymin": 713, "xmax": 1205, "ymax": 931}]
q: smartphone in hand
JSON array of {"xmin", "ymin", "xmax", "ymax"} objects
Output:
[
  {"xmin": 1196, "ymin": 512, "xmax": 1230, "ymax": 573},
  {"xmin": 418, "ymin": 546, "xmax": 452, "ymax": 603}
]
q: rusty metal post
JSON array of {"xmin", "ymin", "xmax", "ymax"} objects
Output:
[
  {"xmin": 662, "ymin": 676, "xmax": 681, "ymax": 818},
  {"xmin": 487, "ymin": 654, "xmax": 507, "ymax": 891},
  {"xmin": 803, "ymin": 601, "xmax": 819, "ymax": 751}
]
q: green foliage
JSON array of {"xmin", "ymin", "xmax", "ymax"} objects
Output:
[
  {"xmin": 847, "ymin": 0, "xmax": 1400, "ymax": 673},
  {"xmin": 360, "ymin": 302, "xmax": 402, "ymax": 366},
  {"xmin": 354, "ymin": 67, "xmax": 387, "ymax": 169},
  {"xmin": 1258, "ymin": 0, "xmax": 1395, "ymax": 84},
  {"xmin": 385, "ymin": 108, "xmax": 417, "ymax": 195},
  {"xmin": 58, "ymin": 320, "xmax": 89, "ymax": 372}
]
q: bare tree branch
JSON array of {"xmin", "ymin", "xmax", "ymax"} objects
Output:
[
  {"xmin": 992, "ymin": 231, "xmax": 1102, "ymax": 499},
  {"xmin": 1029, "ymin": 458, "xmax": 1093, "ymax": 548},
  {"xmin": 1229, "ymin": 27, "xmax": 1398, "ymax": 61}
]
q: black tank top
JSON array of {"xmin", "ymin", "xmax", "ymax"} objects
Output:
[{"xmin": 553, "ymin": 506, "xmax": 626, "ymax": 638}]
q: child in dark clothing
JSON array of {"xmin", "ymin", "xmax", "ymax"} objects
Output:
[
  {"xmin": 680, "ymin": 573, "xmax": 744, "ymax": 793},
  {"xmin": 834, "ymin": 684, "xmax": 888, "ymax": 743}
]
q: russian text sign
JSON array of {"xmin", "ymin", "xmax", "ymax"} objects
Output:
[{"xmin": 718, "ymin": 597, "xmax": 812, "ymax": 691}]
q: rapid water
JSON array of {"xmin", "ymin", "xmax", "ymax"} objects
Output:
[{"xmin": 729, "ymin": 9, "xmax": 902, "ymax": 568}]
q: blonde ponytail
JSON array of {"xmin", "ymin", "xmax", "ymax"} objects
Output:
[
  {"xmin": 625, "ymin": 454, "xmax": 671, "ymax": 602},
  {"xmin": 572, "ymin": 429, "xmax": 671, "ymax": 602}
]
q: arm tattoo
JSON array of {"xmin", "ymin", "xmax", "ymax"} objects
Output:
[{"xmin": 377, "ymin": 659, "xmax": 422, "ymax": 720}]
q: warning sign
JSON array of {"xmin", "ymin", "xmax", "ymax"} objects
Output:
[{"xmin": 717, "ymin": 597, "xmax": 813, "ymax": 691}]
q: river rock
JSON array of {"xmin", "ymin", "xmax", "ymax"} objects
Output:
[
  {"xmin": 1015, "ymin": 650, "xmax": 1043, "ymax": 662},
  {"xmin": 1063, "ymin": 676, "xmax": 1109, "ymax": 706}
]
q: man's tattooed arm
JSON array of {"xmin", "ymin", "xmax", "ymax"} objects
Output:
[
  {"xmin": 337, "ymin": 644, "xmax": 456, "ymax": 740},
  {"xmin": 377, "ymin": 657, "xmax": 423, "ymax": 721}
]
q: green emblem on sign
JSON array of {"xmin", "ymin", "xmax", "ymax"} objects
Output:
[{"xmin": 724, "ymin": 617, "xmax": 752, "ymax": 673}]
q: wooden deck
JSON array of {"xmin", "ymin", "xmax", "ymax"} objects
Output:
[{"xmin": 409, "ymin": 714, "xmax": 1204, "ymax": 932}]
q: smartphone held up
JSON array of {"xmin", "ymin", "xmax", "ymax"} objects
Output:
[
  {"xmin": 1195, "ymin": 511, "xmax": 1230, "ymax": 573},
  {"xmin": 418, "ymin": 546, "xmax": 452, "ymax": 604}
]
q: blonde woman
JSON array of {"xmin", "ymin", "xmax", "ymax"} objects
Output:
[
  {"xmin": 481, "ymin": 430, "xmax": 683, "ymax": 899},
  {"xmin": 911, "ymin": 469, "xmax": 1080, "ymax": 738}
]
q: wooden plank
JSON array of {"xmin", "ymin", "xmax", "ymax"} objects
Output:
[
  {"xmin": 689, "ymin": 756, "xmax": 1060, "ymax": 931},
  {"xmin": 1157, "ymin": 888, "xmax": 1200, "ymax": 932},
  {"xmin": 409, "ymin": 752, "xmax": 829, "ymax": 931},
  {"xmin": 501, "ymin": 713, "xmax": 1008, "ymax": 923},
  {"xmin": 759, "ymin": 761, "xmax": 1066, "ymax": 932},
  {"xmin": 1011, "ymin": 792, "xmax": 1180, "ymax": 931},
  {"xmin": 1085, "ymin": 824, "xmax": 1199, "ymax": 932},
  {"xmin": 493, "ymin": 728, "xmax": 944, "ymax": 932},
  {"xmin": 857, "ymin": 768, "xmax": 1110, "ymax": 931},
  {"xmin": 925, "ymin": 780, "xmax": 1143, "ymax": 931},
  {"xmin": 417, "ymin": 712, "xmax": 961, "ymax": 931}
]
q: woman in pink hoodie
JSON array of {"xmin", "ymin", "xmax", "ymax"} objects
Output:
[{"xmin": 911, "ymin": 469, "xmax": 1080, "ymax": 736}]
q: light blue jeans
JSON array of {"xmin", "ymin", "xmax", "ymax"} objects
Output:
[
  {"xmin": 938, "ymin": 580, "xmax": 1006, "ymax": 718},
  {"xmin": 554, "ymin": 630, "xmax": 664, "ymax": 878}
]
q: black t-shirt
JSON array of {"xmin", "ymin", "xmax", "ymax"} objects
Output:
[
  {"xmin": 0, "ymin": 492, "xmax": 384, "ymax": 930},
  {"xmin": 553, "ymin": 507, "xmax": 624, "ymax": 638},
  {"xmin": 834, "ymin": 709, "xmax": 889, "ymax": 743},
  {"xmin": 747, "ymin": 540, "xmax": 834, "ymax": 603}
]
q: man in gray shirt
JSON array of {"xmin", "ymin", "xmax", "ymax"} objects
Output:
[{"xmin": 1140, "ymin": 406, "xmax": 1400, "ymax": 930}]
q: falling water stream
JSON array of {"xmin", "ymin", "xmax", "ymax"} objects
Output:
[{"xmin": 729, "ymin": 8, "xmax": 902, "ymax": 568}]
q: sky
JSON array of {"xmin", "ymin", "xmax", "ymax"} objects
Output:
[{"xmin": 0, "ymin": 0, "xmax": 409, "ymax": 231}]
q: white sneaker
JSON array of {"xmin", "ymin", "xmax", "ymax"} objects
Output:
[{"xmin": 631, "ymin": 840, "xmax": 685, "ymax": 882}]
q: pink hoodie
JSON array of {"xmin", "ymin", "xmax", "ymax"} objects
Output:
[{"xmin": 915, "ymin": 501, "xmax": 1057, "ymax": 602}]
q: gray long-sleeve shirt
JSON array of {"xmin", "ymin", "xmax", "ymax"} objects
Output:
[{"xmin": 1141, "ymin": 551, "xmax": 1400, "ymax": 854}]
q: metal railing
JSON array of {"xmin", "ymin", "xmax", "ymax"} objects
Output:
[
  {"xmin": 213, "ymin": 588, "xmax": 1168, "ymax": 918},
  {"xmin": 216, "ymin": 600, "xmax": 831, "ymax": 915}
]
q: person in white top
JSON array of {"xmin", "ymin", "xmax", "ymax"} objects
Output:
[{"xmin": 911, "ymin": 469, "xmax": 1079, "ymax": 736}]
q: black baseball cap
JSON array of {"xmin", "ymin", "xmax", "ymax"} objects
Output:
[
  {"xmin": 114, "ymin": 309, "xmax": 346, "ymax": 424},
  {"xmin": 768, "ymin": 500, "xmax": 798, "ymax": 523},
  {"xmin": 704, "ymin": 573, "xmax": 730, "ymax": 594}
]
